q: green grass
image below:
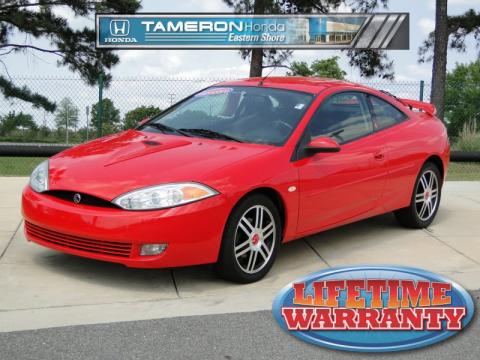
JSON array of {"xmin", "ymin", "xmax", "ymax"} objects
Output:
[
  {"xmin": 447, "ymin": 162, "xmax": 480, "ymax": 181},
  {"xmin": 1, "ymin": 157, "xmax": 480, "ymax": 180},
  {"xmin": 0, "ymin": 157, "xmax": 47, "ymax": 176}
]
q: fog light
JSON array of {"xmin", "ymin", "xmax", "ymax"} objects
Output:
[{"xmin": 140, "ymin": 244, "xmax": 167, "ymax": 256}]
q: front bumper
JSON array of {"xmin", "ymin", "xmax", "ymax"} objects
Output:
[{"xmin": 22, "ymin": 186, "xmax": 230, "ymax": 268}]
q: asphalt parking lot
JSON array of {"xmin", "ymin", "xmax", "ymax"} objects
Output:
[
  {"xmin": 0, "ymin": 178, "xmax": 479, "ymax": 333},
  {"xmin": 2, "ymin": 298, "xmax": 479, "ymax": 360}
]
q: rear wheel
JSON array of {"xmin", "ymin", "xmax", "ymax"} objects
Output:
[
  {"xmin": 394, "ymin": 162, "xmax": 442, "ymax": 228},
  {"xmin": 216, "ymin": 194, "xmax": 281, "ymax": 283}
]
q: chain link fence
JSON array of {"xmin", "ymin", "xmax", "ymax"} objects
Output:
[
  {"xmin": 0, "ymin": 76, "xmax": 236, "ymax": 145},
  {"xmin": 0, "ymin": 76, "xmax": 478, "ymax": 178}
]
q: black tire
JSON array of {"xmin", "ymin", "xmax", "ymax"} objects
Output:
[
  {"xmin": 216, "ymin": 194, "xmax": 282, "ymax": 283},
  {"xmin": 394, "ymin": 162, "xmax": 442, "ymax": 228}
]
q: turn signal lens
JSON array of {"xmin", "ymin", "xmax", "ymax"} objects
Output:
[{"xmin": 181, "ymin": 186, "xmax": 210, "ymax": 200}]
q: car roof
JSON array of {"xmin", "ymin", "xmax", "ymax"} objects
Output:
[{"xmin": 216, "ymin": 76, "xmax": 366, "ymax": 94}]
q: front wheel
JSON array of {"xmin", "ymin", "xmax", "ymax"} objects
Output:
[
  {"xmin": 395, "ymin": 162, "xmax": 442, "ymax": 228},
  {"xmin": 216, "ymin": 194, "xmax": 281, "ymax": 283}
]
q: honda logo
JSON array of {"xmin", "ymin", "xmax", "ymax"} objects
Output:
[{"xmin": 110, "ymin": 20, "xmax": 130, "ymax": 36}]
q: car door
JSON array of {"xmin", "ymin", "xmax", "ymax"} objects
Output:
[
  {"xmin": 366, "ymin": 94, "xmax": 417, "ymax": 212},
  {"xmin": 296, "ymin": 91, "xmax": 388, "ymax": 235}
]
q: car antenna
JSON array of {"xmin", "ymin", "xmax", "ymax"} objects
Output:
[{"xmin": 258, "ymin": 64, "xmax": 278, "ymax": 86}]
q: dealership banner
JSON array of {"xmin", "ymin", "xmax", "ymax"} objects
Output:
[{"xmin": 96, "ymin": 14, "xmax": 409, "ymax": 49}]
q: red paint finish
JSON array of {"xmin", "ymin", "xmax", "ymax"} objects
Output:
[
  {"xmin": 22, "ymin": 185, "xmax": 230, "ymax": 267},
  {"xmin": 296, "ymin": 130, "xmax": 388, "ymax": 234},
  {"xmin": 22, "ymin": 77, "xmax": 450, "ymax": 269},
  {"xmin": 399, "ymin": 98, "xmax": 436, "ymax": 116}
]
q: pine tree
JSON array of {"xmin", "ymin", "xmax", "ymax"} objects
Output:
[
  {"xmin": 0, "ymin": 0, "xmax": 141, "ymax": 112},
  {"xmin": 419, "ymin": 6, "xmax": 480, "ymax": 120},
  {"xmin": 222, "ymin": 0, "xmax": 393, "ymax": 79}
]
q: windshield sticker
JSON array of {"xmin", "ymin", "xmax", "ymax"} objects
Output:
[
  {"xmin": 196, "ymin": 87, "xmax": 233, "ymax": 97},
  {"xmin": 294, "ymin": 103, "xmax": 305, "ymax": 110}
]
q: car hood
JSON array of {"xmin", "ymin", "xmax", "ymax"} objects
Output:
[{"xmin": 49, "ymin": 130, "xmax": 273, "ymax": 200}]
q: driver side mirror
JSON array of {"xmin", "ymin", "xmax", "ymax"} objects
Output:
[{"xmin": 305, "ymin": 137, "xmax": 341, "ymax": 154}]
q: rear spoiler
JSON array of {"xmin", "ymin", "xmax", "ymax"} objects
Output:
[{"xmin": 398, "ymin": 98, "xmax": 437, "ymax": 116}]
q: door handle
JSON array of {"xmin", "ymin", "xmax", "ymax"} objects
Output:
[{"xmin": 374, "ymin": 152, "xmax": 384, "ymax": 160}]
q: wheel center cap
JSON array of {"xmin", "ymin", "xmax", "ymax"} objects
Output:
[
  {"xmin": 251, "ymin": 233, "xmax": 260, "ymax": 245},
  {"xmin": 424, "ymin": 191, "xmax": 430, "ymax": 200}
]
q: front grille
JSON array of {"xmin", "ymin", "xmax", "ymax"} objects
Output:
[
  {"xmin": 44, "ymin": 190, "xmax": 119, "ymax": 208},
  {"xmin": 25, "ymin": 222, "xmax": 132, "ymax": 258}
]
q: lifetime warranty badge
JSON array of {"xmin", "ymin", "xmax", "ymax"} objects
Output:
[
  {"xmin": 95, "ymin": 14, "xmax": 409, "ymax": 49},
  {"xmin": 272, "ymin": 266, "xmax": 474, "ymax": 352}
]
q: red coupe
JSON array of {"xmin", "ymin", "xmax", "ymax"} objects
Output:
[{"xmin": 22, "ymin": 77, "xmax": 449, "ymax": 282}]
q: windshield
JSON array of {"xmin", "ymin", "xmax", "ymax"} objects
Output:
[{"xmin": 141, "ymin": 86, "xmax": 314, "ymax": 146}]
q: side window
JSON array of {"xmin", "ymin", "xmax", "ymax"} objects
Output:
[
  {"xmin": 369, "ymin": 95, "xmax": 407, "ymax": 130},
  {"xmin": 307, "ymin": 92, "xmax": 373, "ymax": 144}
]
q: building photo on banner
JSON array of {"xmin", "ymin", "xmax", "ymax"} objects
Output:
[{"xmin": 1, "ymin": 0, "xmax": 480, "ymax": 359}]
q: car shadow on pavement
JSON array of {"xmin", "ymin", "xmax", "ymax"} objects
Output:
[
  {"xmin": 32, "ymin": 252, "xmax": 175, "ymax": 294},
  {"xmin": 27, "ymin": 211, "xmax": 445, "ymax": 297}
]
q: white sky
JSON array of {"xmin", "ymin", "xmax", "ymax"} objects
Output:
[{"xmin": 2, "ymin": 0, "xmax": 480, "ymax": 82}]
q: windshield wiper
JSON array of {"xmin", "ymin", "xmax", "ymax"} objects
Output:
[
  {"xmin": 178, "ymin": 128, "xmax": 243, "ymax": 143},
  {"xmin": 146, "ymin": 123, "xmax": 191, "ymax": 137}
]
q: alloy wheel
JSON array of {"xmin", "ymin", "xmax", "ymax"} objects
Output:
[
  {"xmin": 234, "ymin": 205, "xmax": 276, "ymax": 274},
  {"xmin": 415, "ymin": 169, "xmax": 439, "ymax": 221}
]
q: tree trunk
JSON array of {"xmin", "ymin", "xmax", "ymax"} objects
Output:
[
  {"xmin": 250, "ymin": 49, "xmax": 264, "ymax": 77},
  {"xmin": 430, "ymin": 0, "xmax": 448, "ymax": 121},
  {"xmin": 249, "ymin": 0, "xmax": 266, "ymax": 77}
]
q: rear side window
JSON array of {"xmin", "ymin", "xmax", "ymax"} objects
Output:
[
  {"xmin": 369, "ymin": 95, "xmax": 407, "ymax": 130},
  {"xmin": 307, "ymin": 92, "xmax": 373, "ymax": 144}
]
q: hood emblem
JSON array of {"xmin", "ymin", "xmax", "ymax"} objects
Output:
[{"xmin": 73, "ymin": 193, "xmax": 82, "ymax": 204}]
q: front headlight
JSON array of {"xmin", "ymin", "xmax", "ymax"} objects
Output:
[
  {"xmin": 30, "ymin": 160, "xmax": 49, "ymax": 193},
  {"xmin": 112, "ymin": 182, "xmax": 219, "ymax": 210}
]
